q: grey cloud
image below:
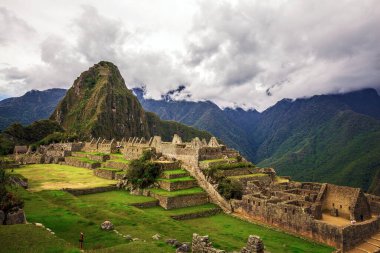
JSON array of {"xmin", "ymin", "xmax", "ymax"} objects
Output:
[
  {"xmin": 0, "ymin": 7, "xmax": 35, "ymax": 45},
  {"xmin": 183, "ymin": 0, "xmax": 380, "ymax": 110}
]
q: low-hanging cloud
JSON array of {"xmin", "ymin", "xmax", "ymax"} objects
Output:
[{"xmin": 0, "ymin": 1, "xmax": 380, "ymax": 111}]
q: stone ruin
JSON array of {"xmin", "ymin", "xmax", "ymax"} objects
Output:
[{"xmin": 191, "ymin": 233, "xmax": 265, "ymax": 253}]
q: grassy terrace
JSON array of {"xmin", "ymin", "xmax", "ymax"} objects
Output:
[
  {"xmin": 150, "ymin": 187, "xmax": 204, "ymax": 197},
  {"xmin": 2, "ymin": 164, "xmax": 334, "ymax": 252},
  {"xmin": 9, "ymin": 164, "xmax": 115, "ymax": 191},
  {"xmin": 200, "ymin": 157, "xmax": 236, "ymax": 163},
  {"xmin": 98, "ymin": 167, "xmax": 122, "ymax": 171},
  {"xmin": 74, "ymin": 151, "xmax": 108, "ymax": 156},
  {"xmin": 108, "ymin": 158, "xmax": 130, "ymax": 164},
  {"xmin": 157, "ymin": 176, "xmax": 195, "ymax": 183},
  {"xmin": 162, "ymin": 169, "xmax": 187, "ymax": 175},
  {"xmin": 228, "ymin": 173, "xmax": 267, "ymax": 180},
  {"xmin": 70, "ymin": 156, "xmax": 99, "ymax": 164}
]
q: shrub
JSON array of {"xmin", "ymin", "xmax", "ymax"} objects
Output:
[
  {"xmin": 0, "ymin": 168, "xmax": 24, "ymax": 213},
  {"xmin": 125, "ymin": 150, "xmax": 160, "ymax": 189},
  {"xmin": 217, "ymin": 178, "xmax": 243, "ymax": 200}
]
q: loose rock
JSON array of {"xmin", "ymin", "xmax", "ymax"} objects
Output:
[
  {"xmin": 5, "ymin": 209, "xmax": 26, "ymax": 225},
  {"xmin": 100, "ymin": 220, "xmax": 114, "ymax": 230},
  {"xmin": 176, "ymin": 243, "xmax": 191, "ymax": 252}
]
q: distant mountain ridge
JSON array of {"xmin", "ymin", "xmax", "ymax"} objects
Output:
[
  {"xmin": 135, "ymin": 87, "xmax": 380, "ymax": 194},
  {"xmin": 1, "ymin": 79, "xmax": 379, "ymax": 194},
  {"xmin": 0, "ymin": 88, "xmax": 66, "ymax": 130}
]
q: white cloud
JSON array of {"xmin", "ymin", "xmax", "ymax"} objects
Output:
[{"xmin": 0, "ymin": 0, "xmax": 379, "ymax": 111}]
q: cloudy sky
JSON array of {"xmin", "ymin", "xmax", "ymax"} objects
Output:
[{"xmin": 0, "ymin": 0, "xmax": 379, "ymax": 111}]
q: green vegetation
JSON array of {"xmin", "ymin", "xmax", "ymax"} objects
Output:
[
  {"xmin": 126, "ymin": 150, "xmax": 160, "ymax": 188},
  {"xmin": 9, "ymin": 164, "xmax": 115, "ymax": 191},
  {"xmin": 217, "ymin": 178, "xmax": 243, "ymax": 200},
  {"xmin": 200, "ymin": 157, "xmax": 236, "ymax": 163},
  {"xmin": 211, "ymin": 161, "xmax": 254, "ymax": 170},
  {"xmin": 71, "ymin": 156, "xmax": 99, "ymax": 164},
  {"xmin": 258, "ymin": 111, "xmax": 380, "ymax": 194},
  {"xmin": 228, "ymin": 173, "xmax": 267, "ymax": 180},
  {"xmin": 1, "ymin": 168, "xmax": 23, "ymax": 214},
  {"xmin": 98, "ymin": 167, "xmax": 122, "ymax": 172},
  {"xmin": 0, "ymin": 120, "xmax": 63, "ymax": 155},
  {"xmin": 150, "ymin": 187, "xmax": 204, "ymax": 197},
  {"xmin": 108, "ymin": 158, "xmax": 130, "ymax": 164},
  {"xmin": 3, "ymin": 166, "xmax": 333, "ymax": 252},
  {"xmin": 0, "ymin": 224, "xmax": 78, "ymax": 253},
  {"xmin": 157, "ymin": 176, "xmax": 195, "ymax": 183}
]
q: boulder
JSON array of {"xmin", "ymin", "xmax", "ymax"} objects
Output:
[
  {"xmin": 100, "ymin": 220, "xmax": 114, "ymax": 230},
  {"xmin": 0, "ymin": 210, "xmax": 4, "ymax": 225},
  {"xmin": 5, "ymin": 209, "xmax": 26, "ymax": 225},
  {"xmin": 176, "ymin": 243, "xmax": 191, "ymax": 252}
]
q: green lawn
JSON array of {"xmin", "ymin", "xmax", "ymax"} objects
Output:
[
  {"xmin": 9, "ymin": 164, "xmax": 115, "ymax": 191},
  {"xmin": 71, "ymin": 156, "xmax": 99, "ymax": 164},
  {"xmin": 108, "ymin": 158, "xmax": 130, "ymax": 164},
  {"xmin": 0, "ymin": 224, "xmax": 78, "ymax": 253},
  {"xmin": 3, "ymin": 164, "xmax": 334, "ymax": 253}
]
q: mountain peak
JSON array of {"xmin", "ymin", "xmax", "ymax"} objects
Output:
[{"xmin": 50, "ymin": 62, "xmax": 149, "ymax": 139}]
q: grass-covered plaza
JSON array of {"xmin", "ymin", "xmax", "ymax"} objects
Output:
[{"xmin": 0, "ymin": 164, "xmax": 334, "ymax": 252}]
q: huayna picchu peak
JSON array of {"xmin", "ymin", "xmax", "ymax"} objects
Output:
[
  {"xmin": 50, "ymin": 61, "xmax": 210, "ymax": 141},
  {"xmin": 50, "ymin": 61, "xmax": 150, "ymax": 139}
]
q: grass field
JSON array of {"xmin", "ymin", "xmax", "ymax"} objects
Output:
[
  {"xmin": 9, "ymin": 164, "xmax": 115, "ymax": 191},
  {"xmin": 2, "ymin": 164, "xmax": 334, "ymax": 252}
]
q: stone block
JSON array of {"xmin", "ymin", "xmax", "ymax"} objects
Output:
[{"xmin": 5, "ymin": 209, "xmax": 26, "ymax": 225}]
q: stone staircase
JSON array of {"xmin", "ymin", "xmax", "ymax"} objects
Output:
[
  {"xmin": 147, "ymin": 164, "xmax": 221, "ymax": 219},
  {"xmin": 347, "ymin": 232, "xmax": 380, "ymax": 253}
]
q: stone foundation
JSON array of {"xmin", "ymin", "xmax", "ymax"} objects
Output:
[{"xmin": 192, "ymin": 233, "xmax": 225, "ymax": 253}]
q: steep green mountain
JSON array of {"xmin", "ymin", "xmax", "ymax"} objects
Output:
[
  {"xmin": 0, "ymin": 88, "xmax": 66, "ymax": 130},
  {"xmin": 50, "ymin": 61, "xmax": 211, "ymax": 141},
  {"xmin": 135, "ymin": 88, "xmax": 380, "ymax": 194},
  {"xmin": 0, "ymin": 120, "xmax": 64, "ymax": 155}
]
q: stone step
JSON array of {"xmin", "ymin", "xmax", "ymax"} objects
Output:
[
  {"xmin": 372, "ymin": 235, "xmax": 380, "ymax": 241},
  {"xmin": 357, "ymin": 242, "xmax": 380, "ymax": 252},
  {"xmin": 348, "ymin": 248, "xmax": 368, "ymax": 253},
  {"xmin": 367, "ymin": 239, "xmax": 380, "ymax": 247},
  {"xmin": 157, "ymin": 177, "xmax": 198, "ymax": 191},
  {"xmin": 93, "ymin": 167, "xmax": 122, "ymax": 180},
  {"xmin": 104, "ymin": 160, "xmax": 130, "ymax": 170}
]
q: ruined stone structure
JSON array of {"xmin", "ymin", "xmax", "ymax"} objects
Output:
[
  {"xmin": 14, "ymin": 134, "xmax": 380, "ymax": 252},
  {"xmin": 191, "ymin": 233, "xmax": 265, "ymax": 253}
]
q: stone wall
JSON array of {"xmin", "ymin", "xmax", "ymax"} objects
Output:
[
  {"xmin": 341, "ymin": 216, "xmax": 380, "ymax": 251},
  {"xmin": 150, "ymin": 192, "xmax": 209, "ymax": 210},
  {"xmin": 184, "ymin": 163, "xmax": 232, "ymax": 212},
  {"xmin": 88, "ymin": 154, "xmax": 110, "ymax": 162},
  {"xmin": 104, "ymin": 161, "xmax": 129, "ymax": 170},
  {"xmin": 63, "ymin": 185, "xmax": 117, "ymax": 196},
  {"xmin": 129, "ymin": 200, "xmax": 159, "ymax": 208},
  {"xmin": 94, "ymin": 168, "xmax": 120, "ymax": 180},
  {"xmin": 121, "ymin": 146, "xmax": 149, "ymax": 160},
  {"xmin": 233, "ymin": 195, "xmax": 344, "ymax": 249},
  {"xmin": 192, "ymin": 233, "xmax": 225, "ymax": 253},
  {"xmin": 321, "ymin": 184, "xmax": 371, "ymax": 221},
  {"xmin": 64, "ymin": 157, "xmax": 101, "ymax": 169},
  {"xmin": 171, "ymin": 208, "xmax": 222, "ymax": 220},
  {"xmin": 366, "ymin": 194, "xmax": 380, "ymax": 215},
  {"xmin": 158, "ymin": 180, "xmax": 198, "ymax": 191}
]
